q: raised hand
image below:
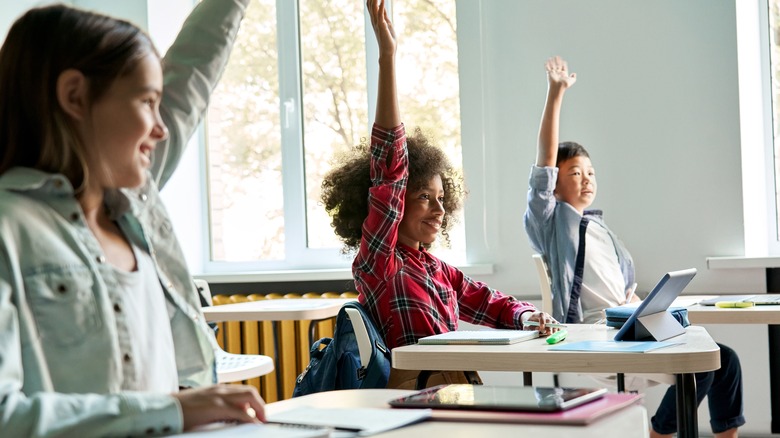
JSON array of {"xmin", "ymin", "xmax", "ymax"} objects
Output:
[
  {"xmin": 367, "ymin": 0, "xmax": 396, "ymax": 57},
  {"xmin": 545, "ymin": 56, "xmax": 577, "ymax": 90}
]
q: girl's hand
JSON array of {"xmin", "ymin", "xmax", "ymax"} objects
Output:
[
  {"xmin": 545, "ymin": 56, "xmax": 577, "ymax": 90},
  {"xmin": 174, "ymin": 384, "xmax": 266, "ymax": 430},
  {"xmin": 521, "ymin": 310, "xmax": 561, "ymax": 336},
  {"xmin": 367, "ymin": 0, "xmax": 396, "ymax": 57}
]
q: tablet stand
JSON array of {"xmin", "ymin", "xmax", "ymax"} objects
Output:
[{"xmin": 625, "ymin": 311, "xmax": 686, "ymax": 341}]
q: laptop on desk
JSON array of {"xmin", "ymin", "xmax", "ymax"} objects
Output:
[{"xmin": 697, "ymin": 295, "xmax": 780, "ymax": 306}]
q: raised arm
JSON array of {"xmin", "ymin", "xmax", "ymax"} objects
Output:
[
  {"xmin": 536, "ymin": 56, "xmax": 576, "ymax": 168},
  {"xmin": 368, "ymin": 0, "xmax": 400, "ymax": 129}
]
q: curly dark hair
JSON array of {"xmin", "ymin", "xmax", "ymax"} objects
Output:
[{"xmin": 321, "ymin": 127, "xmax": 465, "ymax": 253}]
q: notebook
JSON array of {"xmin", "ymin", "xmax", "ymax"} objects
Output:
[
  {"xmin": 389, "ymin": 384, "xmax": 607, "ymax": 412},
  {"xmin": 697, "ymin": 295, "xmax": 780, "ymax": 306},
  {"xmin": 417, "ymin": 329, "xmax": 539, "ymax": 345},
  {"xmin": 424, "ymin": 392, "xmax": 644, "ymax": 425}
]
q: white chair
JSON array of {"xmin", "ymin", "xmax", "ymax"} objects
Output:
[
  {"xmin": 531, "ymin": 253, "xmax": 554, "ymax": 315},
  {"xmin": 193, "ymin": 279, "xmax": 274, "ymax": 383},
  {"xmin": 531, "ymin": 254, "xmax": 674, "ymax": 390}
]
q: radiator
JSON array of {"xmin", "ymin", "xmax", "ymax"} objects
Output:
[{"xmin": 211, "ymin": 291, "xmax": 358, "ymax": 402}]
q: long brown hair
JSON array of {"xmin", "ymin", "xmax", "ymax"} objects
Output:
[{"xmin": 0, "ymin": 4, "xmax": 159, "ymax": 191}]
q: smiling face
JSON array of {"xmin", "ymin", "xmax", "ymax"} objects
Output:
[
  {"xmin": 85, "ymin": 53, "xmax": 167, "ymax": 190},
  {"xmin": 555, "ymin": 156, "xmax": 596, "ymax": 214},
  {"xmin": 398, "ymin": 174, "xmax": 445, "ymax": 250}
]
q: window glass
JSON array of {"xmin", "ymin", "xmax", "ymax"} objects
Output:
[
  {"xmin": 204, "ymin": 0, "xmax": 464, "ymax": 266},
  {"xmin": 206, "ymin": 0, "xmax": 283, "ymax": 261}
]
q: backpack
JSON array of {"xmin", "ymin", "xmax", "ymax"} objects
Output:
[{"xmin": 292, "ymin": 301, "xmax": 391, "ymax": 397}]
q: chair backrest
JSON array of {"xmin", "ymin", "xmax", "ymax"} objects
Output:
[
  {"xmin": 532, "ymin": 254, "xmax": 554, "ymax": 314},
  {"xmin": 193, "ymin": 278, "xmax": 213, "ymax": 306},
  {"xmin": 344, "ymin": 307, "xmax": 371, "ymax": 368}
]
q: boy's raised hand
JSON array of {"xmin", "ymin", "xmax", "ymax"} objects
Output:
[
  {"xmin": 368, "ymin": 0, "xmax": 396, "ymax": 57},
  {"xmin": 545, "ymin": 56, "xmax": 577, "ymax": 90}
]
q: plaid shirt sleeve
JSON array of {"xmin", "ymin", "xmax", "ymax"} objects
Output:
[
  {"xmin": 354, "ymin": 123, "xmax": 408, "ymax": 280},
  {"xmin": 441, "ymin": 260, "xmax": 538, "ymax": 329}
]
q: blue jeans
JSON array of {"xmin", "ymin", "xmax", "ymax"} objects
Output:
[{"xmin": 651, "ymin": 343, "xmax": 745, "ymax": 434}]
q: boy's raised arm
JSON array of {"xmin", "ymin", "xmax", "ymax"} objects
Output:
[
  {"xmin": 537, "ymin": 56, "xmax": 576, "ymax": 168},
  {"xmin": 368, "ymin": 0, "xmax": 400, "ymax": 129}
]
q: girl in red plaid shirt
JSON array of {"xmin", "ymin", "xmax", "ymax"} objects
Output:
[{"xmin": 321, "ymin": 0, "xmax": 559, "ymax": 389}]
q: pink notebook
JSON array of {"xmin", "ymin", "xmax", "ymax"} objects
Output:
[{"xmin": 427, "ymin": 392, "xmax": 644, "ymax": 426}]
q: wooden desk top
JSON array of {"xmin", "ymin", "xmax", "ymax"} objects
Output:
[
  {"xmin": 202, "ymin": 298, "xmax": 354, "ymax": 323},
  {"xmin": 677, "ymin": 295, "xmax": 780, "ymax": 324},
  {"xmin": 392, "ymin": 325, "xmax": 720, "ymax": 375},
  {"xmin": 265, "ymin": 388, "xmax": 649, "ymax": 438}
]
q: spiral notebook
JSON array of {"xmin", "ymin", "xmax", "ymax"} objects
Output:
[{"xmin": 417, "ymin": 329, "xmax": 539, "ymax": 345}]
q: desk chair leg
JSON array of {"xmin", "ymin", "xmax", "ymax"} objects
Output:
[
  {"xmin": 675, "ymin": 373, "xmax": 698, "ymax": 438},
  {"xmin": 617, "ymin": 373, "xmax": 626, "ymax": 393},
  {"xmin": 308, "ymin": 320, "xmax": 317, "ymax": 347},
  {"xmin": 553, "ymin": 373, "xmax": 560, "ymax": 387},
  {"xmin": 523, "ymin": 372, "xmax": 533, "ymax": 386},
  {"xmin": 272, "ymin": 321, "xmax": 283, "ymax": 401},
  {"xmin": 416, "ymin": 371, "xmax": 433, "ymax": 389},
  {"xmin": 464, "ymin": 371, "xmax": 481, "ymax": 385}
]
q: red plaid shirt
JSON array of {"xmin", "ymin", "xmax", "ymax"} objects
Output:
[{"xmin": 354, "ymin": 123, "xmax": 537, "ymax": 350}]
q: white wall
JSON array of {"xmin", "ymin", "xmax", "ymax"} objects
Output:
[{"xmin": 459, "ymin": 1, "xmax": 770, "ymax": 434}]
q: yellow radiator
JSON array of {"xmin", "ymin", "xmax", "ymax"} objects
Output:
[{"xmin": 211, "ymin": 291, "xmax": 358, "ymax": 402}]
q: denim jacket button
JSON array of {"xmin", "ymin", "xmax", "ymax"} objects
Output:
[
  {"xmin": 96, "ymin": 255, "xmax": 106, "ymax": 264},
  {"xmin": 139, "ymin": 193, "xmax": 148, "ymax": 202},
  {"xmin": 69, "ymin": 212, "xmax": 79, "ymax": 221}
]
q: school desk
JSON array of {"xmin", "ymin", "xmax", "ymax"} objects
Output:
[{"xmin": 392, "ymin": 324, "xmax": 719, "ymax": 438}]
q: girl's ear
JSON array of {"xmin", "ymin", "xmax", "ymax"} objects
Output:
[{"xmin": 56, "ymin": 69, "xmax": 88, "ymax": 121}]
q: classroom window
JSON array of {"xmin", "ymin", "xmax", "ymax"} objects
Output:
[
  {"xmin": 770, "ymin": 0, "xmax": 780, "ymax": 239},
  {"xmin": 203, "ymin": 0, "xmax": 464, "ymax": 270}
]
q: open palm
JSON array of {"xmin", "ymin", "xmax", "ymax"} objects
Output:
[
  {"xmin": 368, "ymin": 0, "xmax": 396, "ymax": 56},
  {"xmin": 545, "ymin": 55, "xmax": 577, "ymax": 89}
]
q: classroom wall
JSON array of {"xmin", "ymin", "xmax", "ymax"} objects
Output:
[{"xmin": 463, "ymin": 0, "xmax": 770, "ymax": 433}]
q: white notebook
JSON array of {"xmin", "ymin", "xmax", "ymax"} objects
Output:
[{"xmin": 417, "ymin": 329, "xmax": 539, "ymax": 345}]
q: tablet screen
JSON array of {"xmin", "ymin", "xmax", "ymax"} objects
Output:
[{"xmin": 389, "ymin": 384, "xmax": 607, "ymax": 412}]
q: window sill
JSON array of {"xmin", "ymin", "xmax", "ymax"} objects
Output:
[
  {"xmin": 194, "ymin": 263, "xmax": 495, "ymax": 283},
  {"xmin": 706, "ymin": 256, "xmax": 780, "ymax": 269}
]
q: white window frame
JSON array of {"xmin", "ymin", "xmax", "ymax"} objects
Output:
[
  {"xmin": 736, "ymin": 0, "xmax": 780, "ymax": 256},
  {"xmin": 152, "ymin": 0, "xmax": 493, "ymax": 280}
]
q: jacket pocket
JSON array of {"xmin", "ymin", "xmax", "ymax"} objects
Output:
[{"xmin": 24, "ymin": 266, "xmax": 101, "ymax": 347}]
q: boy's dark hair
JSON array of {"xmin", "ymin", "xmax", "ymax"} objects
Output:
[
  {"xmin": 321, "ymin": 127, "xmax": 464, "ymax": 252},
  {"xmin": 556, "ymin": 141, "xmax": 590, "ymax": 167}
]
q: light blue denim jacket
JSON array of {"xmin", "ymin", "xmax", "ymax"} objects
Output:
[
  {"xmin": 0, "ymin": 0, "xmax": 248, "ymax": 436},
  {"xmin": 523, "ymin": 166, "xmax": 635, "ymax": 323}
]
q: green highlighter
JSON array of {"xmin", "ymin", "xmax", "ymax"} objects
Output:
[{"xmin": 546, "ymin": 329, "xmax": 568, "ymax": 345}]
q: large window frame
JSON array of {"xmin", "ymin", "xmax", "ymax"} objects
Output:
[
  {"xmin": 737, "ymin": 0, "xmax": 780, "ymax": 256},
  {"xmin": 154, "ymin": 0, "xmax": 494, "ymax": 280}
]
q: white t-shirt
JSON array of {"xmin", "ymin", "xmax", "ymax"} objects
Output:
[
  {"xmin": 579, "ymin": 221, "xmax": 627, "ymax": 323},
  {"xmin": 110, "ymin": 245, "xmax": 179, "ymax": 393}
]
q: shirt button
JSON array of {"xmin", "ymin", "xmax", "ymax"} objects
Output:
[
  {"xmin": 139, "ymin": 194, "xmax": 148, "ymax": 202},
  {"xmin": 69, "ymin": 212, "xmax": 79, "ymax": 221},
  {"xmin": 123, "ymin": 353, "xmax": 131, "ymax": 363},
  {"xmin": 96, "ymin": 255, "xmax": 106, "ymax": 264},
  {"xmin": 114, "ymin": 303, "xmax": 122, "ymax": 313}
]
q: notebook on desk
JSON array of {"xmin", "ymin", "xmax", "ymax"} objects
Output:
[
  {"xmin": 697, "ymin": 295, "xmax": 780, "ymax": 306},
  {"xmin": 417, "ymin": 329, "xmax": 539, "ymax": 345}
]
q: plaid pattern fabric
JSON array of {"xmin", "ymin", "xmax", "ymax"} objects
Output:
[{"xmin": 354, "ymin": 124, "xmax": 537, "ymax": 349}]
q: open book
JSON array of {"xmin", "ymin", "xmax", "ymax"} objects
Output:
[{"xmin": 417, "ymin": 329, "xmax": 539, "ymax": 345}]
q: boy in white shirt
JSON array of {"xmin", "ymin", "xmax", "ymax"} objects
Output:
[{"xmin": 524, "ymin": 56, "xmax": 744, "ymax": 438}]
